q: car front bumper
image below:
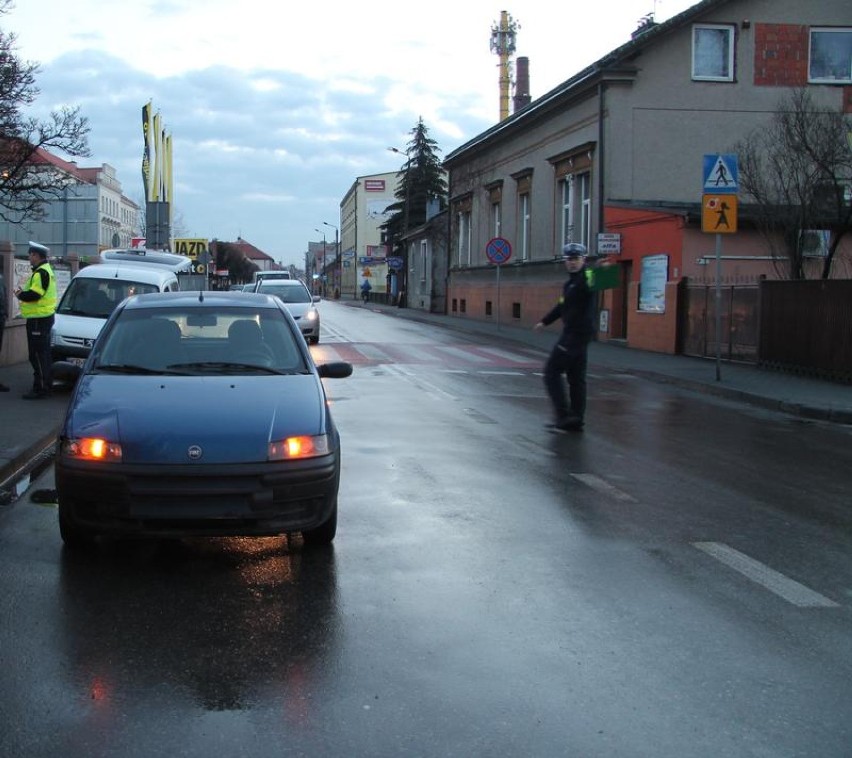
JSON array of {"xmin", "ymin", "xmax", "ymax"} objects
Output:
[{"xmin": 56, "ymin": 453, "xmax": 339, "ymax": 538}]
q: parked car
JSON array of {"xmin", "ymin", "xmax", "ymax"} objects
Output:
[
  {"xmin": 51, "ymin": 263, "xmax": 181, "ymax": 367},
  {"xmin": 254, "ymin": 279, "xmax": 321, "ymax": 344},
  {"xmin": 54, "ymin": 290, "xmax": 352, "ymax": 550}
]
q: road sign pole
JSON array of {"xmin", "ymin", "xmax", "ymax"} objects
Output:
[
  {"xmin": 496, "ymin": 265, "xmax": 501, "ymax": 330},
  {"xmin": 715, "ymin": 233, "xmax": 722, "ymax": 382}
]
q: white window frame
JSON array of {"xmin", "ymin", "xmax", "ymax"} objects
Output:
[
  {"xmin": 579, "ymin": 173, "xmax": 591, "ymax": 250},
  {"xmin": 692, "ymin": 24, "xmax": 735, "ymax": 81},
  {"xmin": 560, "ymin": 176, "xmax": 574, "ymax": 244},
  {"xmin": 519, "ymin": 192, "xmax": 530, "ymax": 261},
  {"xmin": 491, "ymin": 200, "xmax": 502, "ymax": 238},
  {"xmin": 809, "ymin": 28, "xmax": 852, "ymax": 84}
]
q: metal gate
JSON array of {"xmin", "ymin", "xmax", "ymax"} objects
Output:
[{"xmin": 682, "ymin": 285, "xmax": 759, "ymax": 363}]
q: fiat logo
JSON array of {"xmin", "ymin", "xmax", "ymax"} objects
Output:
[{"xmin": 187, "ymin": 445, "xmax": 203, "ymax": 460}]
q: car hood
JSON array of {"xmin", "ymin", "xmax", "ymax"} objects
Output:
[
  {"xmin": 52, "ymin": 313, "xmax": 107, "ymax": 340},
  {"xmin": 282, "ymin": 302, "xmax": 314, "ymax": 319},
  {"xmin": 63, "ymin": 374, "xmax": 329, "ymax": 464}
]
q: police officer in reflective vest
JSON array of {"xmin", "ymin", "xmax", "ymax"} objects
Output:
[{"xmin": 14, "ymin": 241, "xmax": 57, "ymax": 399}]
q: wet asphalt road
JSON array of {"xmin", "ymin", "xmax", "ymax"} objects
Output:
[{"xmin": 1, "ymin": 301, "xmax": 851, "ymax": 757}]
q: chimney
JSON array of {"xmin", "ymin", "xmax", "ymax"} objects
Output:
[{"xmin": 513, "ymin": 56, "xmax": 531, "ymax": 113}]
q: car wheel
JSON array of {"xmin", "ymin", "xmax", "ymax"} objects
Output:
[
  {"xmin": 309, "ymin": 335, "xmax": 319, "ymax": 345},
  {"xmin": 302, "ymin": 498, "xmax": 337, "ymax": 546},
  {"xmin": 58, "ymin": 500, "xmax": 95, "ymax": 551}
]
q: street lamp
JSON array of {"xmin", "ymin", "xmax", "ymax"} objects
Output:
[
  {"xmin": 388, "ymin": 146, "xmax": 412, "ymax": 306},
  {"xmin": 314, "ymin": 228, "xmax": 326, "ymax": 296},
  {"xmin": 323, "ymin": 221, "xmax": 340, "ymax": 299}
]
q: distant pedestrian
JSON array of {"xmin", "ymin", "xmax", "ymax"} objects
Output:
[
  {"xmin": 14, "ymin": 242, "xmax": 56, "ymax": 399},
  {"xmin": 360, "ymin": 279, "xmax": 371, "ymax": 303},
  {"xmin": 0, "ymin": 268, "xmax": 9, "ymax": 391},
  {"xmin": 533, "ymin": 242, "xmax": 596, "ymax": 431}
]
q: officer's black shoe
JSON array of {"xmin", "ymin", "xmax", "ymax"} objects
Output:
[
  {"xmin": 0, "ymin": 383, "xmax": 10, "ymax": 392},
  {"xmin": 554, "ymin": 414, "xmax": 584, "ymax": 431}
]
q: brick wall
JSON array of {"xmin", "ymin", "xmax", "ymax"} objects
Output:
[
  {"xmin": 625, "ymin": 280, "xmax": 682, "ymax": 354},
  {"xmin": 754, "ymin": 24, "xmax": 808, "ymax": 87}
]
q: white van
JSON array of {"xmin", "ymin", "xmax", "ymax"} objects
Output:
[
  {"xmin": 99, "ymin": 247, "xmax": 194, "ymax": 273},
  {"xmin": 51, "ymin": 263, "xmax": 181, "ymax": 365}
]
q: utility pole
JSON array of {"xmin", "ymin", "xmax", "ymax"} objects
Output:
[{"xmin": 323, "ymin": 221, "xmax": 340, "ymax": 298}]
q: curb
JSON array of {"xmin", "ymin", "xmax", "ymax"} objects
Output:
[{"xmin": 0, "ymin": 429, "xmax": 59, "ymax": 504}]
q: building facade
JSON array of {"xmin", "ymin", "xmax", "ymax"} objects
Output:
[
  {"xmin": 0, "ymin": 152, "xmax": 139, "ymax": 261},
  {"xmin": 339, "ymin": 171, "xmax": 402, "ymax": 301},
  {"xmin": 443, "ymin": 0, "xmax": 852, "ymax": 354}
]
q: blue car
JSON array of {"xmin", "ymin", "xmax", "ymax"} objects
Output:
[{"xmin": 54, "ymin": 291, "xmax": 352, "ymax": 550}]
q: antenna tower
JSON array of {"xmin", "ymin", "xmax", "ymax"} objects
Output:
[{"xmin": 490, "ymin": 11, "xmax": 518, "ymax": 121}]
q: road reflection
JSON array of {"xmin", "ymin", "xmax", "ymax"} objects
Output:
[{"xmin": 57, "ymin": 537, "xmax": 340, "ymax": 719}]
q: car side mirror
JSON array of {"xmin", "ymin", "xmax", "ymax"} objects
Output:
[
  {"xmin": 316, "ymin": 361, "xmax": 352, "ymax": 379},
  {"xmin": 312, "ymin": 295, "xmax": 321, "ymax": 303}
]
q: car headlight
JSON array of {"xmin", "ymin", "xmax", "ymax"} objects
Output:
[
  {"xmin": 269, "ymin": 434, "xmax": 329, "ymax": 460},
  {"xmin": 61, "ymin": 437, "xmax": 123, "ymax": 462},
  {"xmin": 304, "ymin": 309, "xmax": 318, "ymax": 322}
]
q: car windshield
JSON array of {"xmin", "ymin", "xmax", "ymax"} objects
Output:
[
  {"xmin": 57, "ymin": 277, "xmax": 161, "ymax": 318},
  {"xmin": 256, "ymin": 283, "xmax": 312, "ymax": 304},
  {"xmin": 91, "ymin": 305, "xmax": 309, "ymax": 375}
]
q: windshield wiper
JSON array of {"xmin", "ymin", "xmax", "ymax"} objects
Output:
[
  {"xmin": 95, "ymin": 363, "xmax": 188, "ymax": 375},
  {"xmin": 169, "ymin": 361, "xmax": 285, "ymax": 375}
]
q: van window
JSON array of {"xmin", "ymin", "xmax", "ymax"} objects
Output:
[{"xmin": 57, "ymin": 277, "xmax": 162, "ymax": 319}]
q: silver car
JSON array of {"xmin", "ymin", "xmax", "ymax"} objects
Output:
[{"xmin": 254, "ymin": 279, "xmax": 321, "ymax": 344}]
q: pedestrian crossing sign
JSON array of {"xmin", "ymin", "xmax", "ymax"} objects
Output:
[
  {"xmin": 702, "ymin": 194, "xmax": 738, "ymax": 233},
  {"xmin": 703, "ymin": 153, "xmax": 738, "ymax": 193}
]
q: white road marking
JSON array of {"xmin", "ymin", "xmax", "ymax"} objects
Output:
[
  {"xmin": 475, "ymin": 346, "xmax": 540, "ymax": 363},
  {"xmin": 570, "ymin": 473, "xmax": 637, "ymax": 502},
  {"xmin": 693, "ymin": 542, "xmax": 839, "ymax": 608},
  {"xmin": 435, "ymin": 345, "xmax": 493, "ymax": 363},
  {"xmin": 479, "ymin": 370, "xmax": 525, "ymax": 376},
  {"xmin": 384, "ymin": 364, "xmax": 457, "ymax": 400}
]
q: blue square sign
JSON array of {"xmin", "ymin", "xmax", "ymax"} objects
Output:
[{"xmin": 703, "ymin": 154, "xmax": 738, "ymax": 193}]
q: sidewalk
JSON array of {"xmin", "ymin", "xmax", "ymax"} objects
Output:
[{"xmin": 2, "ymin": 300, "xmax": 850, "ymax": 498}]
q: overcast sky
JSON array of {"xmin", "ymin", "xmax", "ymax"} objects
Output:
[{"xmin": 9, "ymin": 0, "xmax": 695, "ymax": 267}]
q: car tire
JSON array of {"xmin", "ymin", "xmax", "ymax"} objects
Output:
[
  {"xmin": 302, "ymin": 498, "xmax": 337, "ymax": 546},
  {"xmin": 58, "ymin": 501, "xmax": 95, "ymax": 551},
  {"xmin": 309, "ymin": 336, "xmax": 319, "ymax": 345}
]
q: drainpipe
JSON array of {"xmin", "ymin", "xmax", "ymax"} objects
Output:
[{"xmin": 597, "ymin": 81, "xmax": 606, "ymax": 236}]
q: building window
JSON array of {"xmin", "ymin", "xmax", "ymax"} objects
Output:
[
  {"xmin": 420, "ymin": 240, "xmax": 427, "ymax": 282},
  {"xmin": 512, "ymin": 302, "xmax": 521, "ymax": 319},
  {"xmin": 457, "ymin": 210, "xmax": 471, "ymax": 266},
  {"xmin": 560, "ymin": 176, "xmax": 574, "ymax": 244},
  {"xmin": 519, "ymin": 192, "xmax": 530, "ymax": 261},
  {"xmin": 578, "ymin": 173, "xmax": 591, "ymax": 249},
  {"xmin": 809, "ymin": 28, "xmax": 852, "ymax": 84},
  {"xmin": 491, "ymin": 200, "xmax": 502, "ymax": 238},
  {"xmin": 485, "ymin": 300, "xmax": 492, "ymax": 316},
  {"xmin": 692, "ymin": 24, "xmax": 734, "ymax": 81}
]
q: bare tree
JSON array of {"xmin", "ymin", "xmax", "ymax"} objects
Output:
[
  {"xmin": 733, "ymin": 88, "xmax": 852, "ymax": 280},
  {"xmin": 0, "ymin": 0, "xmax": 90, "ymax": 223}
]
